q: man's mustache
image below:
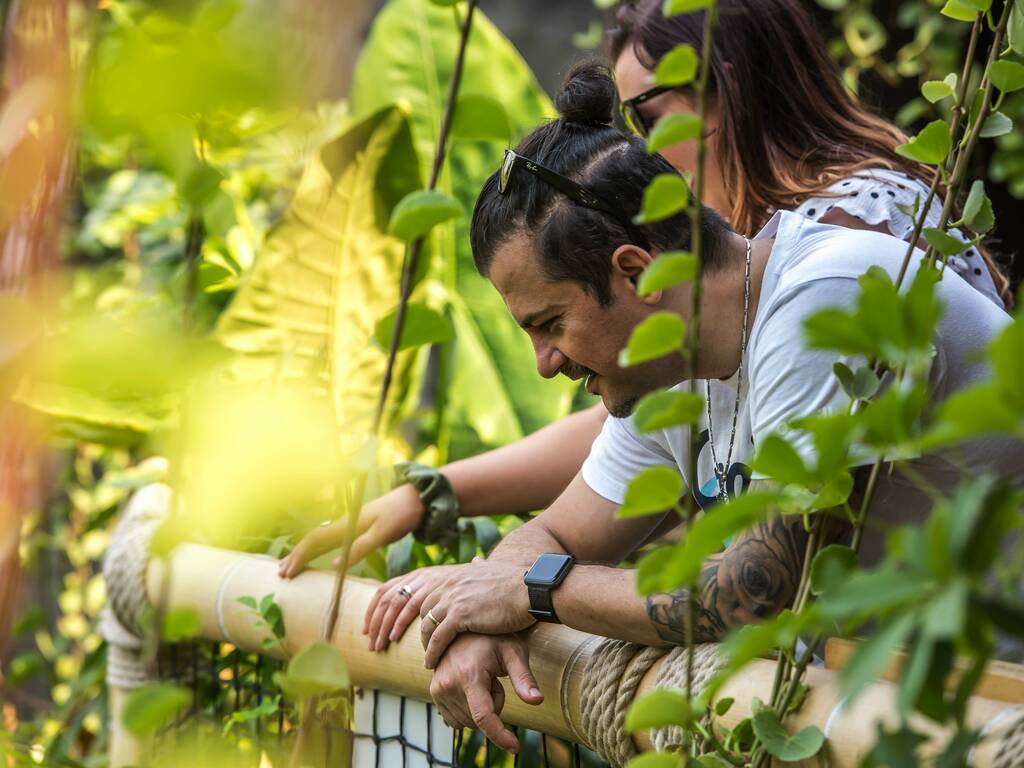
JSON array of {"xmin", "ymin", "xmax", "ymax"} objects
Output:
[{"xmin": 560, "ymin": 361, "xmax": 595, "ymax": 381}]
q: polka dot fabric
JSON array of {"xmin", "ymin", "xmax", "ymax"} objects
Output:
[{"xmin": 792, "ymin": 169, "xmax": 1004, "ymax": 308}]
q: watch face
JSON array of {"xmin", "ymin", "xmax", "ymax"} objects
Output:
[{"xmin": 528, "ymin": 554, "xmax": 573, "ymax": 585}]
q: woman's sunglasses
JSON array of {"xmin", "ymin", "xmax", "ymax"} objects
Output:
[
  {"xmin": 619, "ymin": 85, "xmax": 671, "ymax": 138},
  {"xmin": 498, "ymin": 149, "xmax": 650, "ymax": 250}
]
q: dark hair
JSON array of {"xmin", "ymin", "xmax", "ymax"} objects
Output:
[
  {"xmin": 471, "ymin": 60, "xmax": 730, "ymax": 306},
  {"xmin": 607, "ymin": 0, "xmax": 1011, "ymax": 305}
]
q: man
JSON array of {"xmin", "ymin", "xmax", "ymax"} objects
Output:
[{"xmin": 408, "ymin": 66, "xmax": 1020, "ymax": 752}]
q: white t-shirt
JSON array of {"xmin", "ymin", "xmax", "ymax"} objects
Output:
[{"xmin": 581, "ymin": 210, "xmax": 1021, "ymax": 566}]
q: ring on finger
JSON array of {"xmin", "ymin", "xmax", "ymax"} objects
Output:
[
  {"xmin": 424, "ymin": 609, "xmax": 440, "ymax": 627},
  {"xmin": 396, "ymin": 584, "xmax": 414, "ymax": 599}
]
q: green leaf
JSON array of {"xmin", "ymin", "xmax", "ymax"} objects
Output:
[
  {"xmin": 980, "ymin": 111, "xmax": 1013, "ymax": 138},
  {"xmin": 833, "ymin": 362, "xmax": 880, "ymax": 401},
  {"xmin": 989, "ymin": 60, "xmax": 1024, "ymax": 93},
  {"xmin": 275, "ymin": 641, "xmax": 349, "ymax": 698},
  {"xmin": 122, "ymin": 683, "xmax": 190, "ymax": 736},
  {"xmin": 223, "ymin": 696, "xmax": 281, "ymax": 735},
  {"xmin": 215, "ymin": 107, "xmax": 422, "ymax": 437},
  {"xmin": 714, "ymin": 697, "xmax": 734, "ymax": 717},
  {"xmin": 637, "ymin": 251, "xmax": 697, "ymax": 296},
  {"xmin": 922, "ymin": 227, "xmax": 971, "ymax": 257},
  {"xmin": 962, "ymin": 180, "xmax": 995, "ymax": 234},
  {"xmin": 751, "ymin": 709, "xmax": 825, "ymax": 761},
  {"xmin": 663, "ymin": 491, "xmax": 782, "ymax": 588},
  {"xmin": 618, "ymin": 312, "xmax": 686, "ymax": 366},
  {"xmin": 839, "ymin": 612, "xmax": 916, "ymax": 700},
  {"xmin": 810, "ymin": 544, "xmax": 858, "ymax": 595},
  {"xmin": 921, "ymin": 80, "xmax": 954, "ymax": 103},
  {"xmin": 922, "ymin": 579, "xmax": 967, "ymax": 639},
  {"xmin": 236, "ymin": 596, "xmax": 258, "ymax": 611},
  {"xmin": 844, "ymin": 10, "xmax": 887, "ymax": 58},
  {"xmin": 634, "ymin": 173, "xmax": 689, "ymax": 224},
  {"xmin": 389, "ymin": 189, "xmax": 463, "ymax": 241},
  {"xmin": 1010, "ymin": 3, "xmax": 1024, "ymax": 55},
  {"xmin": 894, "ymin": 119, "xmax": 951, "ymax": 166},
  {"xmin": 374, "ymin": 303, "xmax": 453, "ymax": 351},
  {"xmin": 715, "ymin": 609, "xmax": 814, "ymax": 689},
  {"xmin": 450, "ymin": 94, "xmax": 511, "ymax": 141},
  {"xmin": 804, "ymin": 308, "xmax": 875, "ymax": 357},
  {"xmin": 469, "ymin": 517, "xmax": 501, "ymax": 553},
  {"xmin": 752, "ymin": 434, "xmax": 810, "ymax": 485},
  {"xmin": 820, "ymin": 566, "xmax": 933, "ymax": 619},
  {"xmin": 625, "ymin": 754, "xmax": 684, "ymax": 768},
  {"xmin": 633, "ymin": 389, "xmax": 704, "ymax": 432},
  {"xmin": 636, "ymin": 546, "xmax": 677, "ymax": 594},
  {"xmin": 940, "ymin": 0, "xmax": 981, "ymax": 21},
  {"xmin": 652, "ymin": 44, "xmax": 699, "ymax": 87},
  {"xmin": 663, "ymin": 0, "xmax": 713, "ymax": 15},
  {"xmin": 179, "ymin": 164, "xmax": 225, "ymax": 210},
  {"xmin": 162, "ymin": 607, "xmax": 200, "ymax": 641},
  {"xmin": 618, "ymin": 467, "xmax": 683, "ymax": 518},
  {"xmin": 354, "ymin": 0, "xmax": 576, "ymax": 452},
  {"xmin": 625, "ymin": 688, "xmax": 698, "ymax": 731},
  {"xmin": 646, "ymin": 114, "xmax": 702, "ymax": 154}
]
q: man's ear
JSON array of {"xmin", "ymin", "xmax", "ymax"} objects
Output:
[{"xmin": 611, "ymin": 244, "xmax": 662, "ymax": 304}]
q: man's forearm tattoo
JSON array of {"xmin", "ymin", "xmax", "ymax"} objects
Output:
[{"xmin": 645, "ymin": 515, "xmax": 814, "ymax": 645}]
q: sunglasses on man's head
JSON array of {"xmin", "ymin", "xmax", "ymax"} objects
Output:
[
  {"xmin": 498, "ymin": 149, "xmax": 650, "ymax": 250},
  {"xmin": 619, "ymin": 85, "xmax": 672, "ymax": 138}
]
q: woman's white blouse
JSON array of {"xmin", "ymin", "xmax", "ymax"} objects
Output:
[{"xmin": 792, "ymin": 168, "xmax": 1004, "ymax": 308}]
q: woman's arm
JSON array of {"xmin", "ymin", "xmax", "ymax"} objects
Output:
[{"xmin": 279, "ymin": 403, "xmax": 608, "ymax": 576}]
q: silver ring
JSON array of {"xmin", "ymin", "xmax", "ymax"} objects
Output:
[{"xmin": 396, "ymin": 584, "xmax": 414, "ymax": 599}]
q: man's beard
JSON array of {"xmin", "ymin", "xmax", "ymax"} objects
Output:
[{"xmin": 607, "ymin": 395, "xmax": 639, "ymax": 419}]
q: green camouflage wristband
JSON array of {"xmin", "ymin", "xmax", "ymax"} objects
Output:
[{"xmin": 394, "ymin": 462, "xmax": 460, "ymax": 546}]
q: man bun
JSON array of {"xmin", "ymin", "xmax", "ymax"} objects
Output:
[{"xmin": 554, "ymin": 59, "xmax": 617, "ymax": 127}]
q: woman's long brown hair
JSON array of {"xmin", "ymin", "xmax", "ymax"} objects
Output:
[{"xmin": 608, "ymin": 0, "xmax": 1011, "ymax": 305}]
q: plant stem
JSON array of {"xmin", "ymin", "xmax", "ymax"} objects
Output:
[
  {"xmin": 683, "ymin": 2, "xmax": 718, "ymax": 723},
  {"xmin": 372, "ymin": 0, "xmax": 478, "ymax": 435},
  {"xmin": 182, "ymin": 215, "xmax": 204, "ymax": 332}
]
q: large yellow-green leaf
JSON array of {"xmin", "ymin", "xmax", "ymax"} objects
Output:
[
  {"xmin": 215, "ymin": 106, "xmax": 423, "ymax": 436},
  {"xmin": 352, "ymin": 0, "xmax": 580, "ymax": 455}
]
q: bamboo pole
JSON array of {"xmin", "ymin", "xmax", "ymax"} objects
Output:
[{"xmin": 129, "ymin": 544, "xmax": 1020, "ymax": 767}]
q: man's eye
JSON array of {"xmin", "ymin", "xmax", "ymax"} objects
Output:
[{"xmin": 540, "ymin": 318, "xmax": 560, "ymax": 334}]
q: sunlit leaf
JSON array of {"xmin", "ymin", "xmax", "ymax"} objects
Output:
[
  {"xmin": 374, "ymin": 303, "xmax": 453, "ymax": 351},
  {"xmin": 637, "ymin": 546, "xmax": 677, "ymax": 594},
  {"xmin": 618, "ymin": 467, "xmax": 683, "ymax": 517},
  {"xmin": 162, "ymin": 607, "xmax": 200, "ymax": 642},
  {"xmin": 840, "ymin": 613, "xmax": 916, "ymax": 700},
  {"xmin": 940, "ymin": 0, "xmax": 981, "ymax": 21},
  {"xmin": 844, "ymin": 10, "xmax": 887, "ymax": 58},
  {"xmin": 895, "ymin": 119, "xmax": 951, "ymax": 165},
  {"xmin": 634, "ymin": 173, "xmax": 689, "ymax": 224},
  {"xmin": 652, "ymin": 44, "xmax": 699, "ymax": 87},
  {"xmin": 921, "ymin": 80, "xmax": 954, "ymax": 103},
  {"xmin": 663, "ymin": 0, "xmax": 713, "ymax": 15},
  {"xmin": 637, "ymin": 251, "xmax": 697, "ymax": 296},
  {"xmin": 752, "ymin": 710, "xmax": 824, "ymax": 761},
  {"xmin": 663, "ymin": 491, "xmax": 783, "ymax": 588},
  {"xmin": 274, "ymin": 641, "xmax": 349, "ymax": 698},
  {"xmin": 625, "ymin": 754, "xmax": 684, "ymax": 768},
  {"xmin": 389, "ymin": 190, "xmax": 463, "ymax": 241},
  {"xmin": 646, "ymin": 114, "xmax": 702, "ymax": 154},
  {"xmin": 122, "ymin": 683, "xmax": 189, "ymax": 736},
  {"xmin": 619, "ymin": 312, "xmax": 686, "ymax": 366},
  {"xmin": 625, "ymin": 689, "xmax": 699, "ymax": 731},
  {"xmin": 752, "ymin": 434, "xmax": 811, "ymax": 485},
  {"xmin": 633, "ymin": 389, "xmax": 704, "ymax": 432}
]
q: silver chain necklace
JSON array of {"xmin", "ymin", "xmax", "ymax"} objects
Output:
[{"xmin": 704, "ymin": 236, "xmax": 752, "ymax": 503}]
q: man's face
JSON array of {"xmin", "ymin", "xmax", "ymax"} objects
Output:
[{"xmin": 487, "ymin": 234, "xmax": 685, "ymax": 417}]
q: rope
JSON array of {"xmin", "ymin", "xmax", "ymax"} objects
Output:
[
  {"xmin": 100, "ymin": 483, "xmax": 172, "ymax": 689},
  {"xmin": 994, "ymin": 708, "xmax": 1024, "ymax": 768},
  {"xmin": 578, "ymin": 640, "xmax": 723, "ymax": 767}
]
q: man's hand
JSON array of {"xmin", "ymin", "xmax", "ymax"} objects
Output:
[
  {"xmin": 418, "ymin": 559, "xmax": 535, "ymax": 669},
  {"xmin": 362, "ymin": 564, "xmax": 461, "ymax": 651},
  {"xmin": 278, "ymin": 484, "xmax": 423, "ymax": 578},
  {"xmin": 430, "ymin": 633, "xmax": 543, "ymax": 753}
]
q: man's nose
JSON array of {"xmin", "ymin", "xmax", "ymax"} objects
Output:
[{"xmin": 531, "ymin": 335, "xmax": 567, "ymax": 379}]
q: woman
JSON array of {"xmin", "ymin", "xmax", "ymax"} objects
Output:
[{"xmin": 279, "ymin": 0, "xmax": 1013, "ymax": 652}]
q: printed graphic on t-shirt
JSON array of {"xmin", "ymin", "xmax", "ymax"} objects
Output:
[{"xmin": 692, "ymin": 428, "xmax": 752, "ymax": 509}]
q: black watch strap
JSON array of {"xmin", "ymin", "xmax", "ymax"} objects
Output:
[{"xmin": 527, "ymin": 584, "xmax": 559, "ymax": 623}]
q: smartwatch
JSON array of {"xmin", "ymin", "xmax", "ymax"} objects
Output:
[{"xmin": 524, "ymin": 553, "xmax": 576, "ymax": 623}]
